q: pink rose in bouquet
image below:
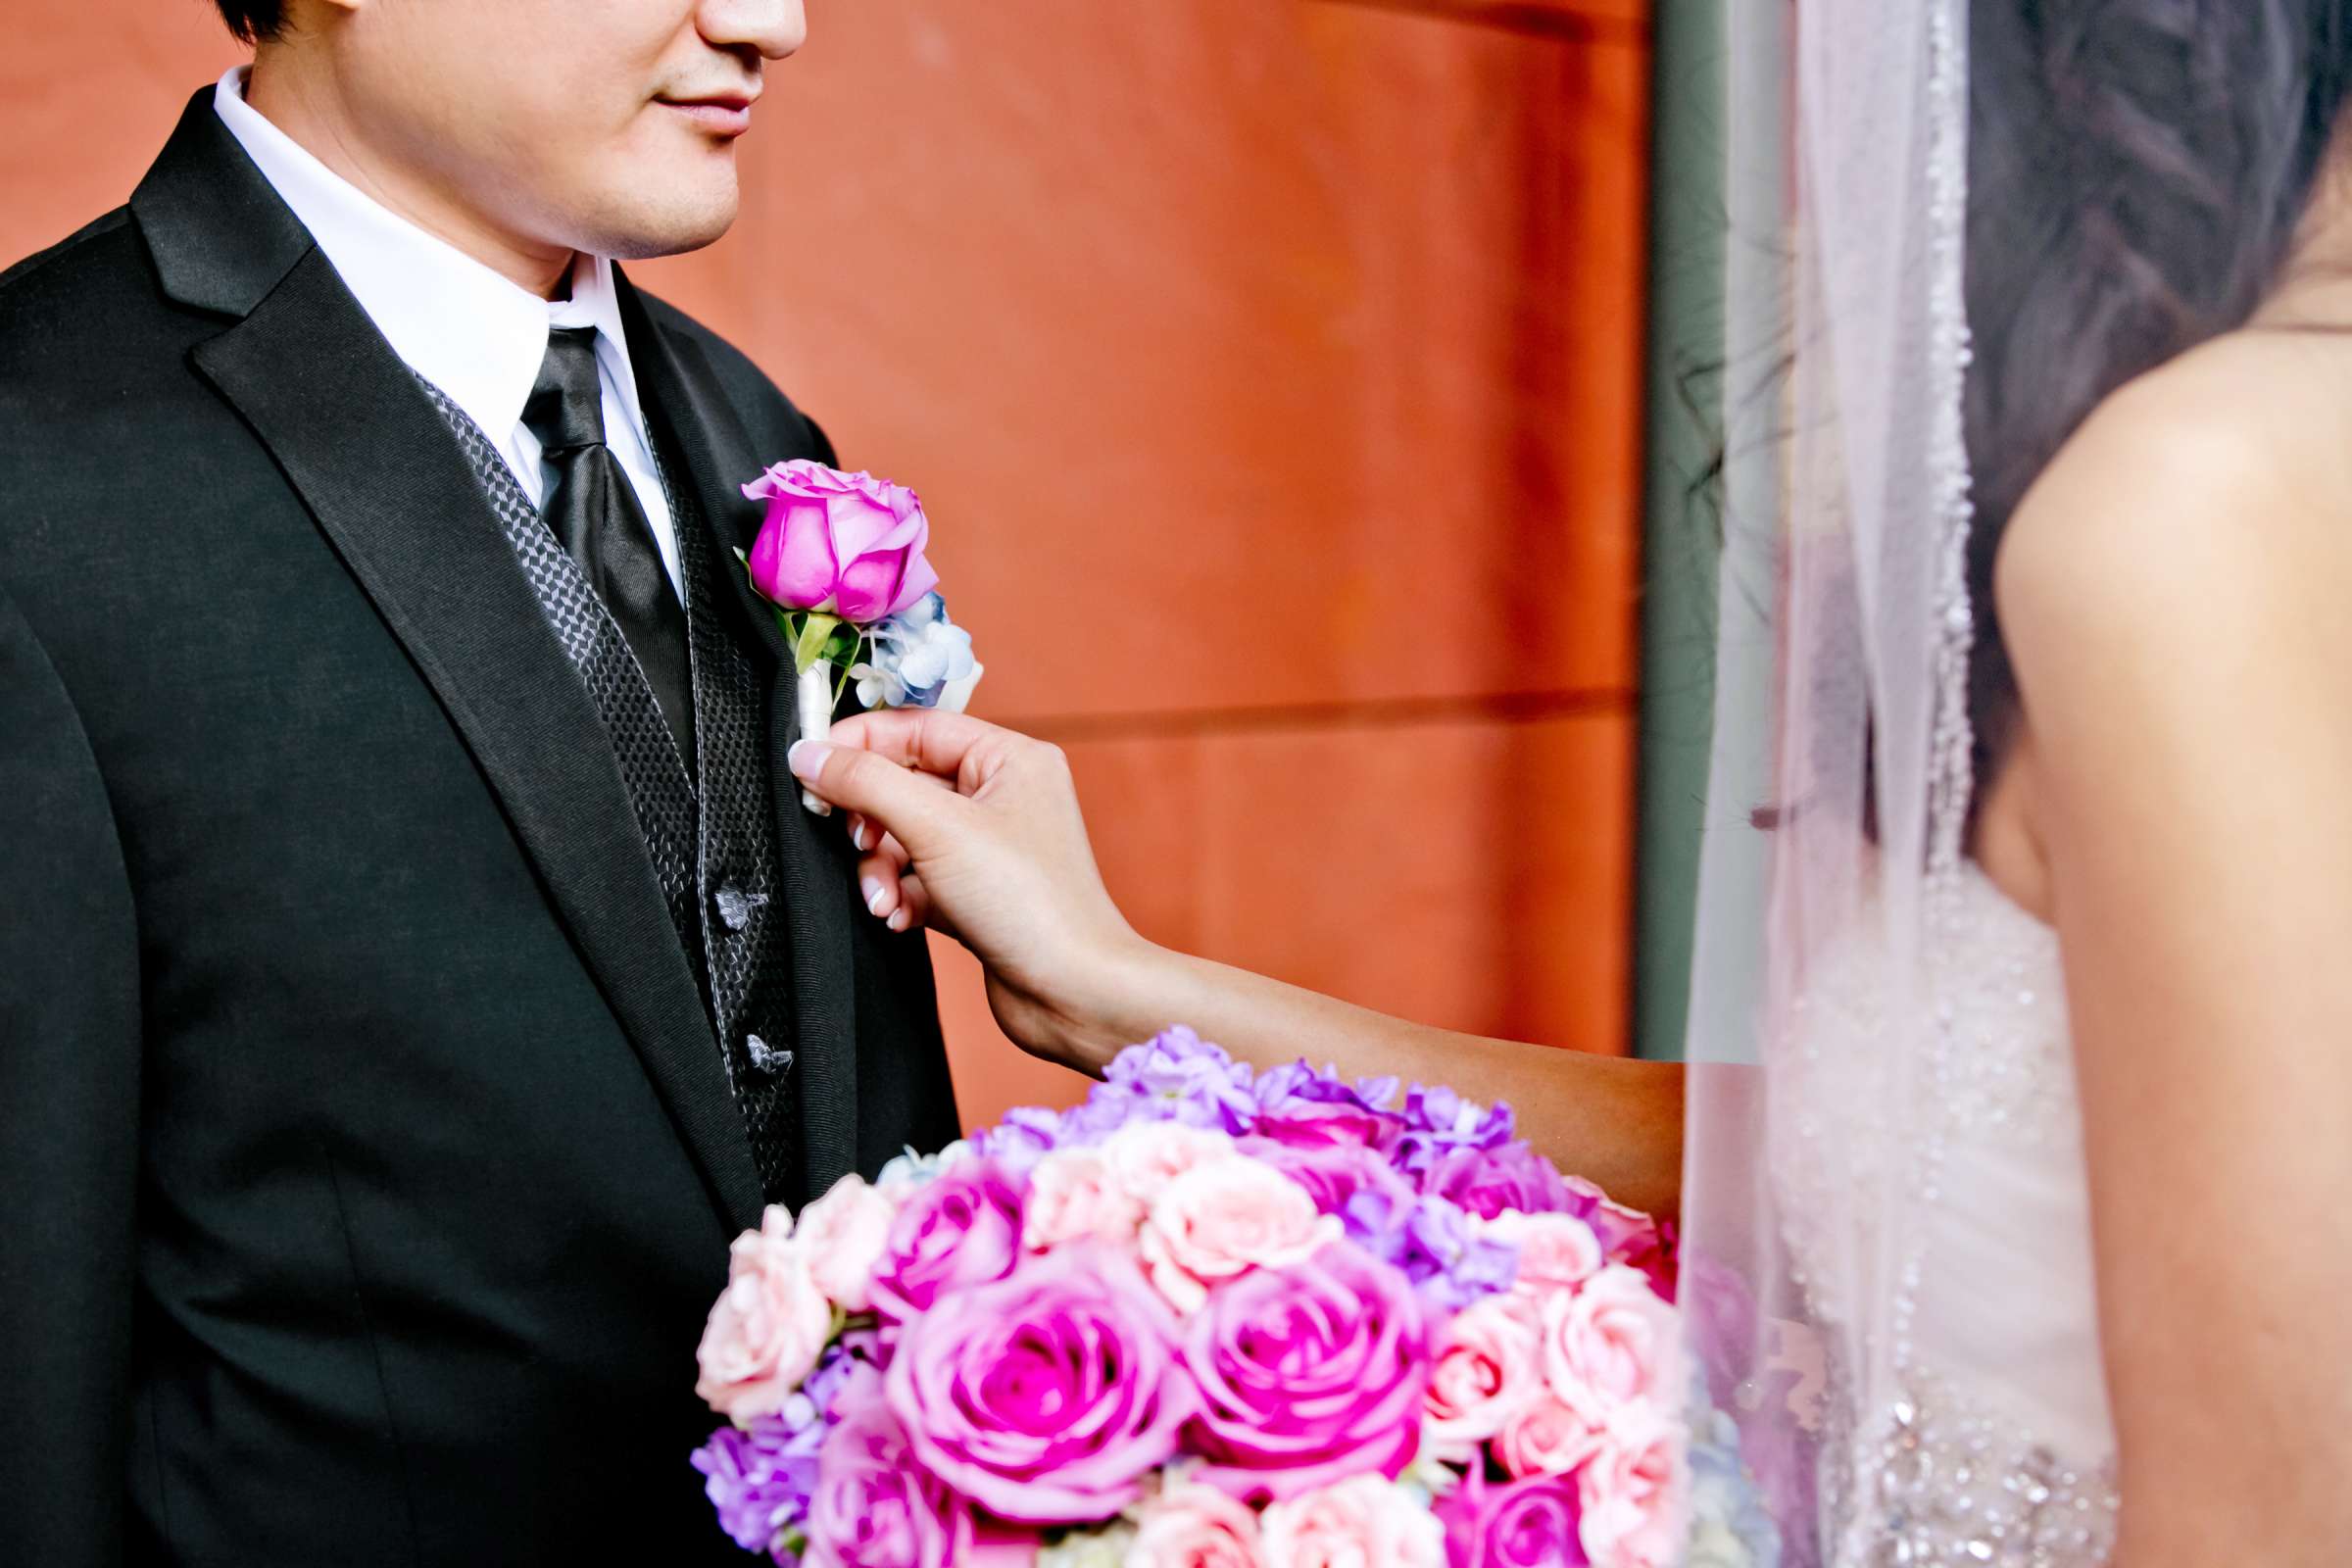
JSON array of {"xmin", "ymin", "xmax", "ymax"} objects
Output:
[
  {"xmin": 1139, "ymin": 1156, "xmax": 1342, "ymax": 1312},
  {"xmin": 1129, "ymin": 1477, "xmax": 1266, "ymax": 1568},
  {"xmin": 1021, "ymin": 1146, "xmax": 1146, "ymax": 1252},
  {"xmin": 1539, "ymin": 1266, "xmax": 1682, "ymax": 1429},
  {"xmin": 1485, "ymin": 1212, "xmax": 1605, "ymax": 1296},
  {"xmin": 887, "ymin": 1246, "xmax": 1197, "ymax": 1524},
  {"xmin": 1185, "ymin": 1244, "xmax": 1430, "ymax": 1503},
  {"xmin": 1494, "ymin": 1396, "xmax": 1604, "ymax": 1482},
  {"xmin": 1103, "ymin": 1120, "xmax": 1241, "ymax": 1206},
  {"xmin": 1424, "ymin": 1296, "xmax": 1546, "ymax": 1459},
  {"xmin": 870, "ymin": 1159, "xmax": 1024, "ymax": 1321},
  {"xmin": 744, "ymin": 461, "xmax": 938, "ymax": 623},
  {"xmin": 1436, "ymin": 1470, "xmax": 1592, "ymax": 1568},
  {"xmin": 1575, "ymin": 1408, "xmax": 1683, "ymax": 1568},
  {"xmin": 1258, "ymin": 1475, "xmax": 1446, "ymax": 1568},
  {"xmin": 695, "ymin": 1206, "xmax": 834, "ymax": 1424},
  {"xmin": 807, "ymin": 1368, "xmax": 973, "ymax": 1568},
  {"xmin": 799, "ymin": 1175, "xmax": 898, "ymax": 1313}
]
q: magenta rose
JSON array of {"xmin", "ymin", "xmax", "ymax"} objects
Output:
[
  {"xmin": 1250, "ymin": 1061, "xmax": 1405, "ymax": 1152},
  {"xmin": 1183, "ymin": 1242, "xmax": 1430, "ymax": 1504},
  {"xmin": 806, "ymin": 1367, "xmax": 973, "ymax": 1568},
  {"xmin": 885, "ymin": 1245, "xmax": 1197, "ymax": 1524},
  {"xmin": 869, "ymin": 1158, "xmax": 1023, "ymax": 1322},
  {"xmin": 1421, "ymin": 1142, "xmax": 1573, "ymax": 1222},
  {"xmin": 1434, "ymin": 1470, "xmax": 1591, "ymax": 1568},
  {"xmin": 743, "ymin": 460, "xmax": 939, "ymax": 623},
  {"xmin": 1238, "ymin": 1137, "xmax": 1418, "ymax": 1222}
]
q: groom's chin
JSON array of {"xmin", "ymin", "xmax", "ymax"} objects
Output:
[{"xmin": 592, "ymin": 177, "xmax": 744, "ymax": 263}]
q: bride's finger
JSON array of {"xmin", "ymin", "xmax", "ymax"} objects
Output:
[
  {"xmin": 824, "ymin": 709, "xmax": 1006, "ymax": 787},
  {"xmin": 857, "ymin": 838, "xmax": 912, "ymax": 920},
  {"xmin": 887, "ymin": 871, "xmax": 931, "ymax": 934}
]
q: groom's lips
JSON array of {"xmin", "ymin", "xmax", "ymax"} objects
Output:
[{"xmin": 659, "ymin": 91, "xmax": 759, "ymax": 138}]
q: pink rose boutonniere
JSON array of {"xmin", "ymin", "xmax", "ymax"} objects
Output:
[{"xmin": 739, "ymin": 460, "xmax": 983, "ymax": 812}]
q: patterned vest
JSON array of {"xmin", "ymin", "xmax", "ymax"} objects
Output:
[{"xmin": 418, "ymin": 376, "xmax": 801, "ymax": 1202}]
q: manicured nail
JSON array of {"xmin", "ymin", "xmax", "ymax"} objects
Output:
[
  {"xmin": 787, "ymin": 740, "xmax": 824, "ymax": 782},
  {"xmin": 887, "ymin": 908, "xmax": 910, "ymax": 933},
  {"xmin": 862, "ymin": 877, "xmax": 890, "ymax": 916},
  {"xmin": 853, "ymin": 818, "xmax": 877, "ymax": 854}
]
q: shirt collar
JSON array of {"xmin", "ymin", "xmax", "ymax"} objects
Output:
[{"xmin": 211, "ymin": 67, "xmax": 645, "ymax": 449}]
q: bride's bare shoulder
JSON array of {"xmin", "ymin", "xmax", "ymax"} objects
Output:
[{"xmin": 1993, "ymin": 327, "xmax": 2352, "ymax": 668}]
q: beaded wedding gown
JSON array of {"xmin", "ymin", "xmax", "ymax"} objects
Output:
[{"xmin": 1770, "ymin": 862, "xmax": 2120, "ymax": 1566}]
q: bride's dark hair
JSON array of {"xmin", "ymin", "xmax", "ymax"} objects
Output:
[{"xmin": 1964, "ymin": 1, "xmax": 2352, "ymax": 762}]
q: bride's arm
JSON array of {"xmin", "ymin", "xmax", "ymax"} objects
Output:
[
  {"xmin": 788, "ymin": 713, "xmax": 1686, "ymax": 1219},
  {"xmin": 1999, "ymin": 359, "xmax": 2352, "ymax": 1564}
]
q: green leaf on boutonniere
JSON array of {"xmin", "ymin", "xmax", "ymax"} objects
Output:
[{"xmin": 788, "ymin": 610, "xmax": 844, "ymax": 677}]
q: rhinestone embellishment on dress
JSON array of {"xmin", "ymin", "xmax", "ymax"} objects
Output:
[{"xmin": 1869, "ymin": 1374, "xmax": 2119, "ymax": 1568}]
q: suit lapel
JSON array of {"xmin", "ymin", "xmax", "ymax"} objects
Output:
[
  {"xmin": 135, "ymin": 96, "xmax": 766, "ymax": 1231},
  {"xmin": 616, "ymin": 274, "xmax": 860, "ymax": 1192}
]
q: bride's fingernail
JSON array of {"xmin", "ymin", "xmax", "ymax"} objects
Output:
[
  {"xmin": 853, "ymin": 818, "xmax": 876, "ymax": 853},
  {"xmin": 787, "ymin": 740, "xmax": 824, "ymax": 782},
  {"xmin": 862, "ymin": 877, "xmax": 890, "ymax": 916},
  {"xmin": 887, "ymin": 908, "xmax": 910, "ymax": 933}
]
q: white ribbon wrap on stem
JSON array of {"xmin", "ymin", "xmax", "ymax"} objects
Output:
[{"xmin": 795, "ymin": 662, "xmax": 834, "ymax": 816}]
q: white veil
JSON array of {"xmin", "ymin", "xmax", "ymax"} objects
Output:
[{"xmin": 1678, "ymin": 1, "xmax": 1981, "ymax": 1563}]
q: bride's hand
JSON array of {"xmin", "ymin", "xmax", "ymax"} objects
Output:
[{"xmin": 787, "ymin": 711, "xmax": 1149, "ymax": 1073}]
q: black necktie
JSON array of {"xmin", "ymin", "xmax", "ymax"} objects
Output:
[{"xmin": 523, "ymin": 326, "xmax": 696, "ymax": 770}]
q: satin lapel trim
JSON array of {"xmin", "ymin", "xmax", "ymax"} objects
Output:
[
  {"xmin": 617, "ymin": 280, "xmax": 860, "ymax": 1191},
  {"xmin": 192, "ymin": 249, "xmax": 766, "ymax": 1230}
]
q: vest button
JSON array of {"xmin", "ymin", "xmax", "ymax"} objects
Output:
[
  {"xmin": 746, "ymin": 1034, "xmax": 793, "ymax": 1076},
  {"xmin": 713, "ymin": 885, "xmax": 767, "ymax": 933}
]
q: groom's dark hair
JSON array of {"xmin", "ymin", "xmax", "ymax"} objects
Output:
[{"xmin": 211, "ymin": 0, "xmax": 284, "ymax": 43}]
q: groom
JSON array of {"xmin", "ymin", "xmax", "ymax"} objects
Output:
[{"xmin": 0, "ymin": 1, "xmax": 958, "ymax": 1562}]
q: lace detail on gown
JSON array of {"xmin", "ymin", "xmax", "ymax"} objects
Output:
[{"xmin": 1772, "ymin": 865, "xmax": 2121, "ymax": 1567}]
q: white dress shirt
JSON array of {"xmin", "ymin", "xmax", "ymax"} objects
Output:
[{"xmin": 212, "ymin": 68, "xmax": 684, "ymax": 599}]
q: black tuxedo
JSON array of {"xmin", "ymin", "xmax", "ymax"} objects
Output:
[{"xmin": 0, "ymin": 93, "xmax": 959, "ymax": 1565}]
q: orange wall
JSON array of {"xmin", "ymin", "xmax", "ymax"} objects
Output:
[{"xmin": 1, "ymin": 0, "xmax": 1647, "ymax": 1130}]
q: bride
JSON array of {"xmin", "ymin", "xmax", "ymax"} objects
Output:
[{"xmin": 788, "ymin": 1, "xmax": 2352, "ymax": 1560}]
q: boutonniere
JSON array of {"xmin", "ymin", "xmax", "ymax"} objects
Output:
[{"xmin": 738, "ymin": 462, "xmax": 983, "ymax": 814}]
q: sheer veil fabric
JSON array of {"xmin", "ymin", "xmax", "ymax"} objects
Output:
[{"xmin": 1677, "ymin": 0, "xmax": 2026, "ymax": 1562}]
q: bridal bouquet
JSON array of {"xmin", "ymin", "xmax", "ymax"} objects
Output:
[{"xmin": 689, "ymin": 1030, "xmax": 1694, "ymax": 1568}]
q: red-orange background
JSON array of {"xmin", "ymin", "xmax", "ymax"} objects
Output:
[{"xmin": 0, "ymin": 0, "xmax": 1648, "ymax": 1128}]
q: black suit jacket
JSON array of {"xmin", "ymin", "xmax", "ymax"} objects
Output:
[{"xmin": 0, "ymin": 93, "xmax": 959, "ymax": 1565}]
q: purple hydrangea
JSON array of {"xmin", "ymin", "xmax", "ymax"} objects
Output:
[
  {"xmin": 1058, "ymin": 1027, "xmax": 1259, "ymax": 1145},
  {"xmin": 971, "ymin": 1103, "xmax": 1062, "ymax": 1174},
  {"xmin": 1339, "ymin": 1184, "xmax": 1518, "ymax": 1311},
  {"xmin": 1392, "ymin": 1083, "xmax": 1514, "ymax": 1180},
  {"xmin": 691, "ymin": 1339, "xmax": 875, "ymax": 1562},
  {"xmin": 692, "ymin": 1409, "xmax": 827, "ymax": 1561}
]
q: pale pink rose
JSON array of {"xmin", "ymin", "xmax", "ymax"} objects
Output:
[
  {"xmin": 1139, "ymin": 1157, "xmax": 1341, "ymax": 1313},
  {"xmin": 1422, "ymin": 1296, "xmax": 1544, "ymax": 1460},
  {"xmin": 694, "ymin": 1205, "xmax": 834, "ymax": 1424},
  {"xmin": 1578, "ymin": 1405, "xmax": 1683, "ymax": 1568},
  {"xmin": 798, "ymin": 1173, "xmax": 898, "ymax": 1312},
  {"xmin": 1102, "ymin": 1121, "xmax": 1241, "ymax": 1206},
  {"xmin": 1130, "ymin": 1476, "xmax": 1266, "ymax": 1568},
  {"xmin": 1494, "ymin": 1395, "xmax": 1603, "ymax": 1480},
  {"xmin": 1483, "ymin": 1210, "xmax": 1606, "ymax": 1296},
  {"xmin": 1541, "ymin": 1264, "xmax": 1680, "ymax": 1427},
  {"xmin": 1023, "ymin": 1147, "xmax": 1147, "ymax": 1252},
  {"xmin": 1258, "ymin": 1475, "xmax": 1445, "ymax": 1568}
]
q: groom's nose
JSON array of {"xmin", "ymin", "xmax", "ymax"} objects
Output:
[{"xmin": 697, "ymin": 0, "xmax": 808, "ymax": 61}]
